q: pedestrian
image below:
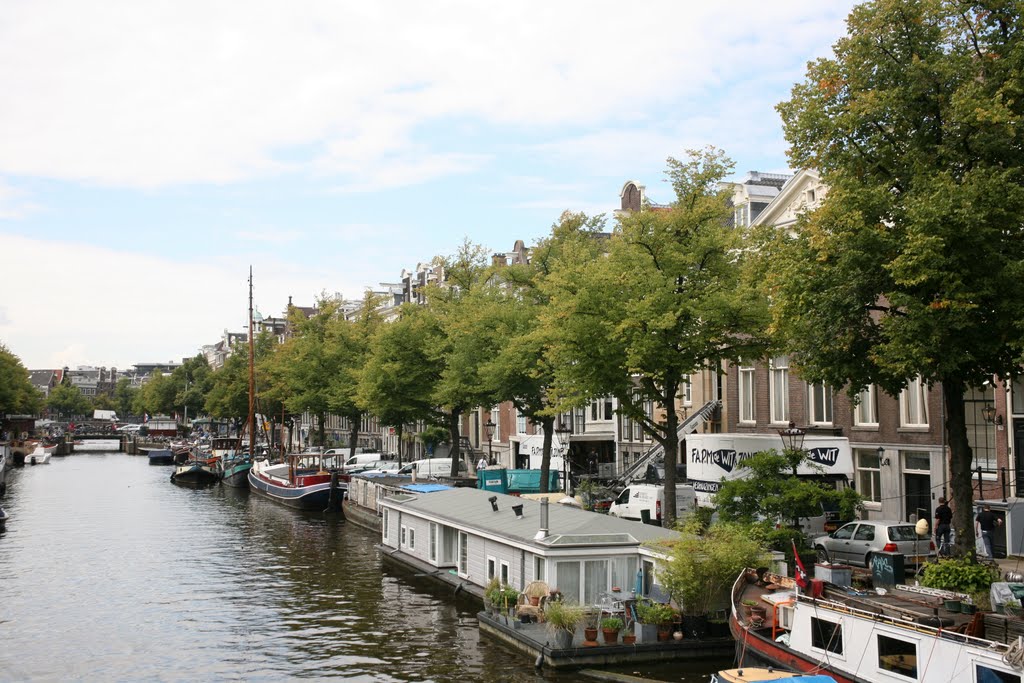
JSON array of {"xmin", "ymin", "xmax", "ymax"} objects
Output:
[
  {"xmin": 934, "ymin": 497, "xmax": 952, "ymax": 555},
  {"xmin": 477, "ymin": 456, "xmax": 488, "ymax": 472},
  {"xmin": 976, "ymin": 504, "xmax": 1002, "ymax": 559}
]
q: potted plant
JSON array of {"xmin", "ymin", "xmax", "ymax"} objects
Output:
[
  {"xmin": 544, "ymin": 600, "xmax": 584, "ymax": 649},
  {"xmin": 483, "ymin": 577, "xmax": 501, "ymax": 615},
  {"xmin": 656, "ymin": 520, "xmax": 769, "ymax": 640},
  {"xmin": 582, "ymin": 608, "xmax": 600, "ymax": 644},
  {"xmin": 636, "ymin": 601, "xmax": 673, "ymax": 643},
  {"xmin": 600, "ymin": 617, "xmax": 623, "ymax": 644},
  {"xmin": 1005, "ymin": 598, "xmax": 1023, "ymax": 618}
]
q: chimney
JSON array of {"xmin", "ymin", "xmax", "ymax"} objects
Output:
[{"xmin": 534, "ymin": 498, "xmax": 549, "ymax": 540}]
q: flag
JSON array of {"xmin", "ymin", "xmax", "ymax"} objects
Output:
[{"xmin": 792, "ymin": 540, "xmax": 808, "ymax": 591}]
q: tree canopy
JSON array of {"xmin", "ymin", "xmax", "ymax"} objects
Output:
[
  {"xmin": 0, "ymin": 344, "xmax": 41, "ymax": 416},
  {"xmin": 769, "ymin": 0, "xmax": 1024, "ymax": 556}
]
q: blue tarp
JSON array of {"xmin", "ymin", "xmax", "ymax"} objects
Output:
[
  {"xmin": 476, "ymin": 469, "xmax": 560, "ymax": 493},
  {"xmin": 401, "ymin": 483, "xmax": 451, "ymax": 494}
]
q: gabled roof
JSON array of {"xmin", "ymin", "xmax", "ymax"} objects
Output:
[
  {"xmin": 751, "ymin": 169, "xmax": 823, "ymax": 228},
  {"xmin": 381, "ymin": 486, "xmax": 680, "ymax": 549}
]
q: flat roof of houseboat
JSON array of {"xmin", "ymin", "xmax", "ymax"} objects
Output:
[{"xmin": 379, "ymin": 486, "xmax": 681, "ymax": 548}]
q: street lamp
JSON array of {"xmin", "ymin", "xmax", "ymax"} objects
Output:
[
  {"xmin": 484, "ymin": 418, "xmax": 495, "ymax": 465},
  {"xmin": 777, "ymin": 421, "xmax": 807, "ymax": 452},
  {"xmin": 555, "ymin": 420, "xmax": 572, "ymax": 493}
]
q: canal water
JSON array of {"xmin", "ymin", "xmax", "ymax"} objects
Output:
[{"xmin": 0, "ymin": 447, "xmax": 730, "ymax": 681}]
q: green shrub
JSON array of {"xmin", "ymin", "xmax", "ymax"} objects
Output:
[
  {"xmin": 600, "ymin": 617, "xmax": 623, "ymax": 631},
  {"xmin": 919, "ymin": 557, "xmax": 999, "ymax": 594},
  {"xmin": 545, "ymin": 601, "xmax": 585, "ymax": 633},
  {"xmin": 636, "ymin": 601, "xmax": 674, "ymax": 625}
]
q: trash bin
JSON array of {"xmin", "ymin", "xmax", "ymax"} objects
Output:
[{"xmin": 871, "ymin": 551, "xmax": 905, "ymax": 587}]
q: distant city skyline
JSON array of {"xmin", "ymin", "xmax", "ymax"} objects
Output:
[{"xmin": 0, "ymin": 1, "xmax": 859, "ymax": 369}]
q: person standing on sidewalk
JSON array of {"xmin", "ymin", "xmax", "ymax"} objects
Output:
[
  {"xmin": 934, "ymin": 497, "xmax": 953, "ymax": 555},
  {"xmin": 976, "ymin": 504, "xmax": 1002, "ymax": 559}
]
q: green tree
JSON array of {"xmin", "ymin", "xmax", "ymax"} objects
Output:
[
  {"xmin": 713, "ymin": 450, "xmax": 863, "ymax": 550},
  {"xmin": 133, "ymin": 371, "xmax": 175, "ymax": 417},
  {"xmin": 771, "ymin": 0, "xmax": 1024, "ymax": 556},
  {"xmin": 47, "ymin": 383, "xmax": 91, "ymax": 420},
  {"xmin": 329, "ymin": 291, "xmax": 385, "ymax": 460},
  {"xmin": 357, "ymin": 304, "xmax": 441, "ymax": 465},
  {"xmin": 0, "ymin": 344, "xmax": 42, "ymax": 416},
  {"xmin": 170, "ymin": 355, "xmax": 212, "ymax": 425},
  {"xmin": 480, "ymin": 211, "xmax": 607, "ymax": 491},
  {"xmin": 425, "ymin": 241, "xmax": 499, "ymax": 477},
  {"xmin": 113, "ymin": 378, "xmax": 138, "ymax": 419},
  {"xmin": 546, "ymin": 148, "xmax": 770, "ymax": 526}
]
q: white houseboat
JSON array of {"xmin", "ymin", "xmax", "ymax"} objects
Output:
[{"xmin": 377, "ymin": 486, "xmax": 679, "ymax": 602}]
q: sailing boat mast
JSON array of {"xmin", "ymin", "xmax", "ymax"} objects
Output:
[{"xmin": 248, "ymin": 267, "xmax": 256, "ymax": 459}]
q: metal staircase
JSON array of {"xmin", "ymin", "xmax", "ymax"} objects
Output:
[{"xmin": 613, "ymin": 399, "xmax": 720, "ymax": 487}]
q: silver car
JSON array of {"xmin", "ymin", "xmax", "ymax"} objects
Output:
[{"xmin": 813, "ymin": 520, "xmax": 936, "ymax": 568}]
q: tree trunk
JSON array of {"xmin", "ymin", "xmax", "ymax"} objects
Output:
[
  {"xmin": 316, "ymin": 411, "xmax": 326, "ymax": 449},
  {"xmin": 448, "ymin": 409, "xmax": 462, "ymax": 478},
  {"xmin": 396, "ymin": 424, "xmax": 404, "ymax": 465},
  {"xmin": 539, "ymin": 416, "xmax": 554, "ymax": 493},
  {"xmin": 944, "ymin": 377, "xmax": 976, "ymax": 560},
  {"xmin": 349, "ymin": 423, "xmax": 359, "ymax": 461},
  {"xmin": 662, "ymin": 382, "xmax": 680, "ymax": 529}
]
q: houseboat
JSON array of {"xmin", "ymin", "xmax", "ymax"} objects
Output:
[{"xmin": 730, "ymin": 569, "xmax": 1024, "ymax": 683}]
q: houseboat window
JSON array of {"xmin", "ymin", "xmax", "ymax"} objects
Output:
[
  {"xmin": 500, "ymin": 561, "xmax": 510, "ymax": 585},
  {"xmin": 534, "ymin": 556, "xmax": 545, "ymax": 582},
  {"xmin": 401, "ymin": 525, "xmax": 407, "ymax": 547},
  {"xmin": 877, "ymin": 634, "xmax": 917, "ymax": 678},
  {"xmin": 383, "ymin": 509, "xmax": 390, "ymax": 541},
  {"xmin": 610, "ymin": 557, "xmax": 638, "ymax": 593},
  {"xmin": 555, "ymin": 561, "xmax": 581, "ymax": 604},
  {"xmin": 584, "ymin": 559, "xmax": 609, "ymax": 605},
  {"xmin": 810, "ymin": 617, "xmax": 843, "ymax": 654},
  {"xmin": 458, "ymin": 532, "xmax": 468, "ymax": 575},
  {"xmin": 487, "ymin": 557, "xmax": 497, "ymax": 580},
  {"xmin": 408, "ymin": 528, "xmax": 416, "ymax": 550},
  {"xmin": 429, "ymin": 523, "xmax": 438, "ymax": 562},
  {"xmin": 976, "ymin": 664, "xmax": 1021, "ymax": 683}
]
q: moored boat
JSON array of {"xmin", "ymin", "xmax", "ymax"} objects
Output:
[
  {"xmin": 212, "ymin": 437, "xmax": 252, "ymax": 488},
  {"xmin": 27, "ymin": 445, "xmax": 51, "ymax": 465},
  {"xmin": 730, "ymin": 568, "xmax": 1023, "ymax": 683},
  {"xmin": 170, "ymin": 456, "xmax": 220, "ymax": 486},
  {"xmin": 147, "ymin": 448, "xmax": 175, "ymax": 465},
  {"xmin": 713, "ymin": 668, "xmax": 835, "ymax": 682},
  {"xmin": 247, "ymin": 454, "xmax": 344, "ymax": 511}
]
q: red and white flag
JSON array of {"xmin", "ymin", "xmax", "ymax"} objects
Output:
[{"xmin": 792, "ymin": 540, "xmax": 808, "ymax": 590}]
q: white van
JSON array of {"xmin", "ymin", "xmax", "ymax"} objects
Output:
[
  {"xmin": 340, "ymin": 453, "xmax": 384, "ymax": 472},
  {"xmin": 397, "ymin": 458, "xmax": 468, "ymax": 479},
  {"xmin": 608, "ymin": 484, "xmax": 696, "ymax": 526}
]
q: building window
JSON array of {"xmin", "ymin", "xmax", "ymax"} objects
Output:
[
  {"xmin": 809, "ymin": 384, "xmax": 833, "ymax": 425},
  {"xmin": 810, "ymin": 617, "xmax": 843, "ymax": 654},
  {"xmin": 487, "ymin": 556, "xmax": 497, "ymax": 580},
  {"xmin": 534, "ymin": 556, "xmax": 545, "ymax": 582},
  {"xmin": 966, "ymin": 386, "xmax": 997, "ymax": 472},
  {"xmin": 382, "ymin": 509, "xmax": 390, "ymax": 542},
  {"xmin": 855, "ymin": 385, "xmax": 878, "ymax": 426},
  {"xmin": 458, "ymin": 532, "xmax": 468, "ymax": 576},
  {"xmin": 901, "ymin": 376, "xmax": 929, "ymax": 427},
  {"xmin": 516, "ymin": 409, "xmax": 526, "ymax": 435},
  {"xmin": 856, "ymin": 449, "xmax": 882, "ymax": 504},
  {"xmin": 429, "ymin": 523, "xmax": 438, "ymax": 562},
  {"xmin": 877, "ymin": 634, "xmax": 917, "ymax": 678},
  {"xmin": 739, "ymin": 362, "xmax": 755, "ymax": 423},
  {"xmin": 682, "ymin": 375, "xmax": 692, "ymax": 406},
  {"xmin": 400, "ymin": 525, "xmax": 407, "ymax": 547},
  {"xmin": 408, "ymin": 528, "xmax": 415, "ymax": 550},
  {"xmin": 975, "ymin": 665, "xmax": 1021, "ymax": 683},
  {"xmin": 769, "ymin": 356, "xmax": 790, "ymax": 423},
  {"xmin": 500, "ymin": 561, "xmax": 510, "ymax": 585}
]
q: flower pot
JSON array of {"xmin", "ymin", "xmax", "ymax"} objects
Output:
[
  {"xmin": 657, "ymin": 628, "xmax": 671, "ymax": 642},
  {"xmin": 552, "ymin": 629, "xmax": 573, "ymax": 649},
  {"xmin": 584, "ymin": 627, "xmax": 599, "ymax": 643},
  {"xmin": 622, "ymin": 634, "xmax": 636, "ymax": 645},
  {"xmin": 529, "ymin": 596, "xmax": 540, "ymax": 607},
  {"xmin": 673, "ymin": 630, "xmax": 684, "ymax": 641},
  {"xmin": 602, "ymin": 628, "xmax": 620, "ymax": 644},
  {"xmin": 961, "ymin": 603, "xmax": 977, "ymax": 615}
]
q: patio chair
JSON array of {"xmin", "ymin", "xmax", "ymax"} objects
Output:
[{"xmin": 516, "ymin": 581, "xmax": 551, "ymax": 622}]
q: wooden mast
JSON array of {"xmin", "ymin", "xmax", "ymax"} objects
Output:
[{"xmin": 248, "ymin": 267, "xmax": 256, "ymax": 460}]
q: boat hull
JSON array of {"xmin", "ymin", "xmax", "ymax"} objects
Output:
[
  {"xmin": 247, "ymin": 469, "xmax": 341, "ymax": 511},
  {"xmin": 170, "ymin": 463, "xmax": 220, "ymax": 487},
  {"xmin": 220, "ymin": 459, "xmax": 252, "ymax": 488},
  {"xmin": 147, "ymin": 449, "xmax": 175, "ymax": 465}
]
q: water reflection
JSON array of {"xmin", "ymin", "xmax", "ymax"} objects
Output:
[{"xmin": 0, "ymin": 452, "xmax": 727, "ymax": 681}]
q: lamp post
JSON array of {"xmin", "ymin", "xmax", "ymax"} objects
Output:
[
  {"xmin": 777, "ymin": 422, "xmax": 807, "ymax": 532},
  {"xmin": 555, "ymin": 421, "xmax": 571, "ymax": 494},
  {"xmin": 484, "ymin": 418, "xmax": 495, "ymax": 465}
]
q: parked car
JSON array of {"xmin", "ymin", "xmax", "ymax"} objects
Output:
[
  {"xmin": 354, "ymin": 461, "xmax": 402, "ymax": 475},
  {"xmin": 608, "ymin": 484, "xmax": 696, "ymax": 525},
  {"xmin": 117, "ymin": 424, "xmax": 143, "ymax": 433},
  {"xmin": 813, "ymin": 520, "xmax": 936, "ymax": 568}
]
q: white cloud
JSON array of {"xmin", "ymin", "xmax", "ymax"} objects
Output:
[
  {"xmin": 0, "ymin": 178, "xmax": 41, "ymax": 219},
  {"xmin": 0, "ymin": 233, "xmax": 360, "ymax": 369},
  {"xmin": 0, "ymin": 1, "xmax": 855, "ymax": 189}
]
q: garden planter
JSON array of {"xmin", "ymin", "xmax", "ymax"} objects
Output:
[
  {"xmin": 529, "ymin": 596, "xmax": 540, "ymax": 607},
  {"xmin": 943, "ymin": 599, "xmax": 962, "ymax": 612},
  {"xmin": 602, "ymin": 628, "xmax": 620, "ymax": 645},
  {"xmin": 583, "ymin": 627, "xmax": 599, "ymax": 644},
  {"xmin": 961, "ymin": 603, "xmax": 978, "ymax": 615},
  {"xmin": 656, "ymin": 627, "xmax": 671, "ymax": 642},
  {"xmin": 552, "ymin": 630, "xmax": 573, "ymax": 649},
  {"xmin": 622, "ymin": 634, "xmax": 636, "ymax": 645},
  {"xmin": 635, "ymin": 623, "xmax": 658, "ymax": 643}
]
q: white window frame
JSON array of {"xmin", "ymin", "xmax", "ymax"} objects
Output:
[
  {"xmin": 534, "ymin": 556, "xmax": 546, "ymax": 582},
  {"xmin": 515, "ymin": 409, "xmax": 526, "ymax": 435},
  {"xmin": 408, "ymin": 527, "xmax": 415, "ymax": 550},
  {"xmin": 458, "ymin": 532, "xmax": 469, "ymax": 577},
  {"xmin": 901, "ymin": 377, "xmax": 929, "ymax": 427},
  {"xmin": 854, "ymin": 385, "xmax": 878, "ymax": 427},
  {"xmin": 855, "ymin": 449, "xmax": 882, "ymax": 507},
  {"xmin": 429, "ymin": 523, "xmax": 438, "ymax": 562},
  {"xmin": 500, "ymin": 560, "xmax": 510, "ymax": 585},
  {"xmin": 682, "ymin": 375, "xmax": 692, "ymax": 406},
  {"xmin": 738, "ymin": 362, "xmax": 755, "ymax": 424},
  {"xmin": 400, "ymin": 525, "xmax": 407, "ymax": 547},
  {"xmin": 487, "ymin": 556, "xmax": 497, "ymax": 581},
  {"xmin": 382, "ymin": 508, "xmax": 390, "ymax": 542},
  {"xmin": 769, "ymin": 356, "xmax": 790, "ymax": 424},
  {"xmin": 808, "ymin": 384, "xmax": 834, "ymax": 425}
]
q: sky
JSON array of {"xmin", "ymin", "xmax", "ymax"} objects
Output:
[{"xmin": 0, "ymin": 0, "xmax": 859, "ymax": 371}]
